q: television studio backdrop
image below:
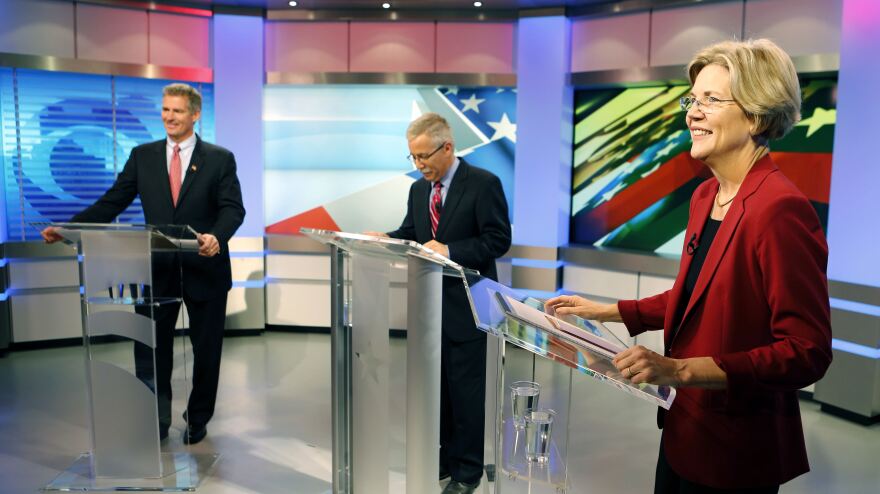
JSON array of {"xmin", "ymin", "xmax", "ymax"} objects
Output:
[{"xmin": 0, "ymin": 0, "xmax": 878, "ymax": 492}]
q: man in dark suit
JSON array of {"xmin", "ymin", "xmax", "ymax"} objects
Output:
[
  {"xmin": 42, "ymin": 83, "xmax": 245, "ymax": 445},
  {"xmin": 368, "ymin": 113, "xmax": 511, "ymax": 494}
]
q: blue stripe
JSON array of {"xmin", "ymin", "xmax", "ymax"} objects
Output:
[
  {"xmin": 830, "ymin": 298, "xmax": 880, "ymax": 317},
  {"xmin": 230, "ymin": 251, "xmax": 265, "ymax": 258},
  {"xmin": 233, "ymin": 280, "xmax": 266, "ymax": 288},
  {"xmin": 831, "ymin": 338, "xmax": 880, "ymax": 359},
  {"xmin": 510, "ymin": 258, "xmax": 564, "ymax": 269}
]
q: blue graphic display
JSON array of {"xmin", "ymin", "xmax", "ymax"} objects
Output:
[{"xmin": 0, "ymin": 69, "xmax": 214, "ymax": 240}]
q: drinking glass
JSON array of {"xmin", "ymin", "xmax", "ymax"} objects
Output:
[
  {"xmin": 524, "ymin": 408, "xmax": 556, "ymax": 463},
  {"xmin": 510, "ymin": 381, "xmax": 540, "ymax": 430}
]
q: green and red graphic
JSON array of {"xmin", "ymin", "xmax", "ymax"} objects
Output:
[{"xmin": 570, "ymin": 76, "xmax": 836, "ymax": 255}]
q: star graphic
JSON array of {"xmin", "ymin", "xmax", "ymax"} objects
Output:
[
  {"xmin": 445, "ymin": 87, "xmax": 459, "ymax": 95},
  {"xmin": 487, "ymin": 113, "xmax": 517, "ymax": 143},
  {"xmin": 654, "ymin": 140, "xmax": 679, "ymax": 159},
  {"xmin": 595, "ymin": 181, "xmax": 626, "ymax": 205},
  {"xmin": 460, "ymin": 94, "xmax": 486, "ymax": 113},
  {"xmin": 355, "ymin": 350, "xmax": 387, "ymax": 386},
  {"xmin": 796, "ymin": 107, "xmax": 836, "ymax": 137}
]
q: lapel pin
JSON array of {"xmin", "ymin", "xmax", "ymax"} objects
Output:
[{"xmin": 190, "ymin": 165, "xmax": 197, "ymax": 172}]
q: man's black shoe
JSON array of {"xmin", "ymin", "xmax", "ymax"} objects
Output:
[
  {"xmin": 182, "ymin": 425, "xmax": 207, "ymax": 445},
  {"xmin": 439, "ymin": 469, "xmax": 451, "ymax": 481},
  {"xmin": 442, "ymin": 480, "xmax": 480, "ymax": 494},
  {"xmin": 159, "ymin": 426, "xmax": 169, "ymax": 441}
]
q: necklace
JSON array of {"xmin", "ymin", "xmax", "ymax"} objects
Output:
[{"xmin": 715, "ymin": 190, "xmax": 736, "ymax": 207}]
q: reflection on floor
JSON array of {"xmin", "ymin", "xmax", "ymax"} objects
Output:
[{"xmin": 0, "ymin": 332, "xmax": 877, "ymax": 493}]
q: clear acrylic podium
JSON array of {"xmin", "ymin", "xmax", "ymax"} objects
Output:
[
  {"xmin": 301, "ymin": 228, "xmax": 478, "ymax": 494},
  {"xmin": 465, "ymin": 276, "xmax": 677, "ymax": 493},
  {"xmin": 39, "ymin": 223, "xmax": 219, "ymax": 492}
]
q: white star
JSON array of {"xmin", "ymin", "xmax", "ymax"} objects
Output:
[
  {"xmin": 496, "ymin": 88, "xmax": 506, "ymax": 93},
  {"xmin": 487, "ymin": 113, "xmax": 517, "ymax": 143},
  {"xmin": 595, "ymin": 181, "xmax": 626, "ymax": 205},
  {"xmin": 460, "ymin": 94, "xmax": 486, "ymax": 114},
  {"xmin": 796, "ymin": 107, "xmax": 836, "ymax": 137},
  {"xmin": 655, "ymin": 140, "xmax": 678, "ymax": 159},
  {"xmin": 445, "ymin": 87, "xmax": 459, "ymax": 95},
  {"xmin": 355, "ymin": 350, "xmax": 387, "ymax": 386}
]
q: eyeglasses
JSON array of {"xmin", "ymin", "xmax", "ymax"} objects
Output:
[
  {"xmin": 407, "ymin": 142, "xmax": 446, "ymax": 165},
  {"xmin": 679, "ymin": 96, "xmax": 736, "ymax": 113}
]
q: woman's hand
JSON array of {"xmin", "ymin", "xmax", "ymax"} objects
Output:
[
  {"xmin": 612, "ymin": 346, "xmax": 727, "ymax": 389},
  {"xmin": 544, "ymin": 294, "xmax": 622, "ymax": 322},
  {"xmin": 613, "ymin": 345, "xmax": 683, "ymax": 386}
]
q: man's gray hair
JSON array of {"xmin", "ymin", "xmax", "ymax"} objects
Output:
[
  {"xmin": 406, "ymin": 112, "xmax": 454, "ymax": 146},
  {"xmin": 163, "ymin": 83, "xmax": 202, "ymax": 114}
]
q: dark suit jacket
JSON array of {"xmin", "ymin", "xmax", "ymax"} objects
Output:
[
  {"xmin": 388, "ymin": 160, "xmax": 511, "ymax": 342},
  {"xmin": 618, "ymin": 155, "xmax": 832, "ymax": 488},
  {"xmin": 73, "ymin": 137, "xmax": 246, "ymax": 302}
]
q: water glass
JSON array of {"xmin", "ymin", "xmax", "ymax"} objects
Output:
[
  {"xmin": 510, "ymin": 381, "xmax": 540, "ymax": 430},
  {"xmin": 524, "ymin": 408, "xmax": 555, "ymax": 463}
]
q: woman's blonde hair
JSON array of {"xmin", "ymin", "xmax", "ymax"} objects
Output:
[{"xmin": 687, "ymin": 39, "xmax": 801, "ymax": 141}]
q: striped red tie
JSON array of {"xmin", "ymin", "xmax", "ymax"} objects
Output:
[{"xmin": 430, "ymin": 182, "xmax": 442, "ymax": 238}]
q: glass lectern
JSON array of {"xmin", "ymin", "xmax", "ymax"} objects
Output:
[
  {"xmin": 39, "ymin": 223, "xmax": 219, "ymax": 492},
  {"xmin": 301, "ymin": 228, "xmax": 477, "ymax": 494},
  {"xmin": 466, "ymin": 276, "xmax": 677, "ymax": 493}
]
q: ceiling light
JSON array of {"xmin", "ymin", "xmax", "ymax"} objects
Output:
[
  {"xmin": 474, "ymin": 1, "xmax": 483, "ymax": 6},
  {"xmin": 382, "ymin": 2, "xmax": 391, "ymax": 8},
  {"xmin": 288, "ymin": 0, "xmax": 297, "ymax": 5}
]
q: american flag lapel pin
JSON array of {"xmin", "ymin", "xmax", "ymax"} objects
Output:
[{"xmin": 190, "ymin": 164, "xmax": 197, "ymax": 172}]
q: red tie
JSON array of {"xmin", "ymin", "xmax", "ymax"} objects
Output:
[
  {"xmin": 169, "ymin": 144, "xmax": 181, "ymax": 206},
  {"xmin": 430, "ymin": 182, "xmax": 442, "ymax": 238}
]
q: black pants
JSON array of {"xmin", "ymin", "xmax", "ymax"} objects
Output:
[
  {"xmin": 440, "ymin": 333, "xmax": 487, "ymax": 485},
  {"xmin": 655, "ymin": 439, "xmax": 780, "ymax": 494},
  {"xmin": 134, "ymin": 292, "xmax": 228, "ymax": 430}
]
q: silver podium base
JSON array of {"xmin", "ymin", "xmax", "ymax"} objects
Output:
[{"xmin": 42, "ymin": 452, "xmax": 220, "ymax": 492}]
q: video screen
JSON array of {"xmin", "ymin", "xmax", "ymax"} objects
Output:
[
  {"xmin": 569, "ymin": 76, "xmax": 836, "ymax": 255},
  {"xmin": 263, "ymin": 85, "xmax": 516, "ymax": 235}
]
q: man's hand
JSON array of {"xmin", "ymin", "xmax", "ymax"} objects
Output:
[
  {"xmin": 362, "ymin": 231, "xmax": 389, "ymax": 238},
  {"xmin": 198, "ymin": 233, "xmax": 220, "ymax": 257},
  {"xmin": 423, "ymin": 239, "xmax": 449, "ymax": 258},
  {"xmin": 41, "ymin": 226, "xmax": 63, "ymax": 244}
]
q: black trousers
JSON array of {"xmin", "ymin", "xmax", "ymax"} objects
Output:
[
  {"xmin": 655, "ymin": 438, "xmax": 780, "ymax": 494},
  {"xmin": 440, "ymin": 333, "xmax": 487, "ymax": 485},
  {"xmin": 134, "ymin": 291, "xmax": 228, "ymax": 430}
]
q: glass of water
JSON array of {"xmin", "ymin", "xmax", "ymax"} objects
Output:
[
  {"xmin": 524, "ymin": 408, "xmax": 556, "ymax": 463},
  {"xmin": 510, "ymin": 381, "xmax": 540, "ymax": 430}
]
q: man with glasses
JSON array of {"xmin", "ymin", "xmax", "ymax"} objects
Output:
[{"xmin": 366, "ymin": 112, "xmax": 511, "ymax": 494}]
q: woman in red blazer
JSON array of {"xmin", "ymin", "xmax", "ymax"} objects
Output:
[{"xmin": 547, "ymin": 39, "xmax": 832, "ymax": 492}]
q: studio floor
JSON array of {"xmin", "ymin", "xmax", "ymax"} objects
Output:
[{"xmin": 1, "ymin": 331, "xmax": 878, "ymax": 494}]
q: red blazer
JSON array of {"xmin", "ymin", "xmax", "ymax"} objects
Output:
[{"xmin": 618, "ymin": 155, "xmax": 832, "ymax": 489}]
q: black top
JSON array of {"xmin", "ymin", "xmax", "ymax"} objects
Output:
[{"xmin": 670, "ymin": 217, "xmax": 722, "ymax": 346}]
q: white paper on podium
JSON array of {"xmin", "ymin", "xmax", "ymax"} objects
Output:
[{"xmin": 494, "ymin": 292, "xmax": 676, "ymax": 410}]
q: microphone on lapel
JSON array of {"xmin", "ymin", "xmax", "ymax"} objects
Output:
[{"xmin": 686, "ymin": 233, "xmax": 699, "ymax": 256}]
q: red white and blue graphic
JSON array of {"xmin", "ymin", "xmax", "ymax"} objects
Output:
[{"xmin": 263, "ymin": 85, "xmax": 516, "ymax": 235}]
